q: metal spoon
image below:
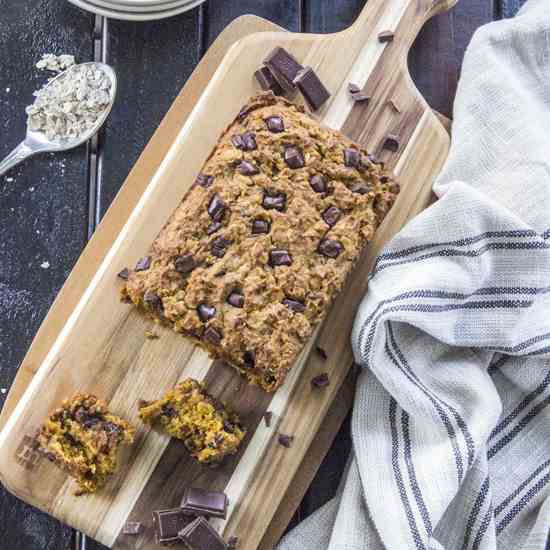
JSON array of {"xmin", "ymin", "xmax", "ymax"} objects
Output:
[{"xmin": 0, "ymin": 62, "xmax": 117, "ymax": 177}]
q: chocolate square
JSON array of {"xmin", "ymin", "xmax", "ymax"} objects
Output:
[
  {"xmin": 181, "ymin": 487, "xmax": 228, "ymax": 519},
  {"xmin": 152, "ymin": 508, "xmax": 194, "ymax": 546},
  {"xmin": 179, "ymin": 516, "xmax": 228, "ymax": 550},
  {"xmin": 264, "ymin": 47, "xmax": 303, "ymax": 92},
  {"xmin": 254, "ymin": 65, "xmax": 284, "ymax": 95},
  {"xmin": 293, "ymin": 67, "xmax": 330, "ymax": 111}
]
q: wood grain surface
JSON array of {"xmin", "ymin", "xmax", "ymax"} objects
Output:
[
  {"xmin": 0, "ymin": 1, "xmax": 453, "ymax": 548},
  {"xmin": 0, "ymin": 15, "xmax": 356, "ymax": 550},
  {"xmin": 0, "ymin": 1, "xmax": 524, "ymax": 550}
]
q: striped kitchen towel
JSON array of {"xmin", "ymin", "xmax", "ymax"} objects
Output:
[{"xmin": 278, "ymin": 0, "xmax": 550, "ymax": 549}]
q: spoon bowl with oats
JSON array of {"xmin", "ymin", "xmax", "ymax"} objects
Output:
[{"xmin": 0, "ymin": 61, "xmax": 117, "ymax": 177}]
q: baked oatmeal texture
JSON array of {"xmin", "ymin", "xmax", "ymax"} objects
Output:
[
  {"xmin": 122, "ymin": 92, "xmax": 399, "ymax": 391},
  {"xmin": 138, "ymin": 378, "xmax": 246, "ymax": 464},
  {"xmin": 36, "ymin": 393, "xmax": 135, "ymax": 495}
]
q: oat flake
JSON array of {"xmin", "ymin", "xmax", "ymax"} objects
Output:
[
  {"xmin": 36, "ymin": 54, "xmax": 75, "ymax": 73},
  {"xmin": 26, "ymin": 58, "xmax": 112, "ymax": 141}
]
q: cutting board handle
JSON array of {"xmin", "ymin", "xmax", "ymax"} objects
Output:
[{"xmin": 350, "ymin": 0, "xmax": 458, "ymax": 47}]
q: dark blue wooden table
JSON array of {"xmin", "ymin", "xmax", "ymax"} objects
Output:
[{"xmin": 0, "ymin": 0, "xmax": 525, "ymax": 548}]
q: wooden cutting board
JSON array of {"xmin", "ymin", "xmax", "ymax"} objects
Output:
[{"xmin": 0, "ymin": 1, "xmax": 454, "ymax": 548}]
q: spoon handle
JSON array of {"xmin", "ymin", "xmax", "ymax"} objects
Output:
[{"xmin": 0, "ymin": 142, "xmax": 35, "ymax": 177}]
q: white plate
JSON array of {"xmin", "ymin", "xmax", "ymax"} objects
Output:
[
  {"xmin": 96, "ymin": 0, "xmax": 194, "ymax": 4},
  {"xmin": 67, "ymin": 0, "xmax": 204, "ymax": 20},
  {"xmin": 85, "ymin": 0, "xmax": 195, "ymax": 12}
]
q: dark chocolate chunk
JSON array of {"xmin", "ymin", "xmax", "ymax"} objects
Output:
[
  {"xmin": 208, "ymin": 193, "xmax": 226, "ymax": 221},
  {"xmin": 223, "ymin": 420, "xmax": 236, "ymax": 433},
  {"xmin": 161, "ymin": 404, "xmax": 177, "ymax": 418},
  {"xmin": 74, "ymin": 407, "xmax": 90, "ymax": 423},
  {"xmin": 237, "ymin": 105, "xmax": 252, "ymax": 122},
  {"xmin": 232, "ymin": 132, "xmax": 257, "ymax": 151},
  {"xmin": 243, "ymin": 351, "xmax": 255, "ymax": 369},
  {"xmin": 122, "ymin": 521, "xmax": 143, "ymax": 535},
  {"xmin": 282, "ymin": 298, "xmax": 306, "ymax": 313},
  {"xmin": 117, "ymin": 267, "xmax": 129, "ymax": 280},
  {"xmin": 311, "ymin": 373, "xmax": 330, "ymax": 388},
  {"xmin": 175, "ymin": 253, "xmax": 197, "ymax": 274},
  {"xmin": 278, "ymin": 434, "xmax": 294, "ymax": 448},
  {"xmin": 389, "ymin": 182, "xmax": 401, "ymax": 194},
  {"xmin": 293, "ymin": 66, "xmax": 330, "ymax": 111},
  {"xmin": 322, "ymin": 206, "xmax": 342, "ymax": 227},
  {"xmin": 254, "ymin": 65, "xmax": 284, "ymax": 95},
  {"xmin": 351, "ymin": 92, "xmax": 371, "ymax": 103},
  {"xmin": 203, "ymin": 326, "xmax": 222, "ymax": 345},
  {"xmin": 262, "ymin": 192, "xmax": 286, "ymax": 211},
  {"xmin": 231, "ymin": 134, "xmax": 244, "ymax": 150},
  {"xmin": 144, "ymin": 291, "xmax": 163, "ymax": 312},
  {"xmin": 180, "ymin": 487, "xmax": 228, "ymax": 519},
  {"xmin": 196, "ymin": 174, "xmax": 214, "ymax": 188},
  {"xmin": 211, "ymin": 237, "xmax": 231, "ymax": 258},
  {"xmin": 349, "ymin": 182, "xmax": 370, "ymax": 195},
  {"xmin": 227, "ymin": 292, "xmax": 245, "ymax": 308},
  {"xmin": 316, "ymin": 346, "xmax": 328, "ymax": 360},
  {"xmin": 263, "ymin": 411, "xmax": 273, "ymax": 427},
  {"xmin": 269, "ymin": 249, "xmax": 292, "ymax": 267},
  {"xmin": 284, "ymin": 146, "xmax": 305, "ymax": 169},
  {"xmin": 252, "ymin": 219, "xmax": 270, "ymax": 235},
  {"xmin": 378, "ymin": 30, "xmax": 395, "ymax": 43},
  {"xmin": 207, "ymin": 221, "xmax": 222, "ymax": 235},
  {"xmin": 309, "ymin": 174, "xmax": 328, "ymax": 194},
  {"xmin": 318, "ymin": 238, "xmax": 344, "ymax": 258},
  {"xmin": 178, "ymin": 516, "xmax": 227, "ymax": 550},
  {"xmin": 344, "ymin": 148, "xmax": 361, "ymax": 168},
  {"xmin": 152, "ymin": 508, "xmax": 194, "ymax": 546},
  {"xmin": 264, "ymin": 47, "xmax": 303, "ymax": 91},
  {"xmin": 347, "ymin": 82, "xmax": 370, "ymax": 102},
  {"xmin": 382, "ymin": 134, "xmax": 400, "ymax": 152},
  {"xmin": 242, "ymin": 132, "xmax": 257, "ymax": 151},
  {"xmin": 265, "ymin": 115, "xmax": 285, "ymax": 133},
  {"xmin": 197, "ymin": 304, "xmax": 216, "ymax": 322},
  {"xmin": 237, "ymin": 160, "xmax": 260, "ymax": 176},
  {"xmin": 135, "ymin": 256, "xmax": 151, "ymax": 271}
]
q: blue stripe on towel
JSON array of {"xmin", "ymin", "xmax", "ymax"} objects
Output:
[
  {"xmin": 359, "ymin": 286, "xmax": 546, "ymax": 350},
  {"xmin": 496, "ymin": 470, "xmax": 550, "ymax": 534},
  {"xmin": 494, "ymin": 458, "xmax": 550, "ymax": 516},
  {"xmin": 370, "ymin": 240, "xmax": 550, "ymax": 278},
  {"xmin": 489, "ymin": 369, "xmax": 550, "ymax": 441},
  {"xmin": 389, "ymin": 397, "xmax": 427, "ymax": 550},
  {"xmin": 471, "ymin": 502, "xmax": 494, "ymax": 550},
  {"xmin": 488, "ymin": 394, "xmax": 550, "ymax": 459},
  {"xmin": 488, "ymin": 354, "xmax": 510, "ymax": 374},
  {"xmin": 462, "ymin": 477, "xmax": 490, "ymax": 550},
  {"xmin": 402, "ymin": 409, "xmax": 434, "ymax": 536},
  {"xmin": 385, "ymin": 340, "xmax": 465, "ymax": 483},
  {"xmin": 388, "ymin": 326, "xmax": 474, "ymax": 471},
  {"xmin": 361, "ymin": 299, "xmax": 533, "ymax": 363},
  {"xmin": 372, "ymin": 229, "xmax": 543, "ymax": 273}
]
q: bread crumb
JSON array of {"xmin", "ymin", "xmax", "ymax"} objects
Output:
[{"xmin": 40, "ymin": 261, "xmax": 50, "ymax": 269}]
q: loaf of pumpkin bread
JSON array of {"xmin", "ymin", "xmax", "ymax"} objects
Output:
[{"xmin": 122, "ymin": 92, "xmax": 399, "ymax": 391}]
